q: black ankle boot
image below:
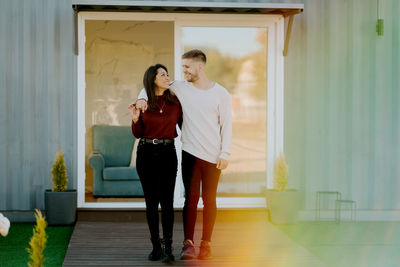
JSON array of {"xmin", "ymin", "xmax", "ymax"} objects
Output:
[
  {"xmin": 148, "ymin": 237, "xmax": 162, "ymax": 261},
  {"xmin": 161, "ymin": 238, "xmax": 175, "ymax": 263}
]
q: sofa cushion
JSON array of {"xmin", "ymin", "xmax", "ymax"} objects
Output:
[
  {"xmin": 92, "ymin": 125, "xmax": 136, "ymax": 167},
  {"xmin": 103, "ymin": 167, "xmax": 140, "ymax": 181}
]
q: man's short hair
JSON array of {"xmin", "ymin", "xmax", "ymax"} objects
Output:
[{"xmin": 182, "ymin": 49, "xmax": 206, "ymax": 64}]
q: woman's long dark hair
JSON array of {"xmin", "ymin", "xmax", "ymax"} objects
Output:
[{"xmin": 143, "ymin": 64, "xmax": 178, "ymax": 111}]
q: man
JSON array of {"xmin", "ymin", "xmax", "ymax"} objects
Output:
[{"xmin": 135, "ymin": 49, "xmax": 232, "ymax": 260}]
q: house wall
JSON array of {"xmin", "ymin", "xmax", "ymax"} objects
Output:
[
  {"xmin": 283, "ymin": 0, "xmax": 400, "ymax": 215},
  {"xmin": 0, "ymin": 0, "xmax": 76, "ymax": 212},
  {"xmin": 1, "ymin": 0, "xmax": 399, "ymax": 219}
]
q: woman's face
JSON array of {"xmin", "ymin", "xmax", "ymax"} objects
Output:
[{"xmin": 154, "ymin": 68, "xmax": 170, "ymax": 90}]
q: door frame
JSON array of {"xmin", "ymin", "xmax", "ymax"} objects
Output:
[{"xmin": 76, "ymin": 12, "xmax": 284, "ymax": 209}]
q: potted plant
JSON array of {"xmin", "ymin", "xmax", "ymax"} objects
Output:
[
  {"xmin": 265, "ymin": 153, "xmax": 301, "ymax": 224},
  {"xmin": 45, "ymin": 149, "xmax": 77, "ymax": 225}
]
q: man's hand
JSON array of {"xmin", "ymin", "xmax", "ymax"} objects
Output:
[
  {"xmin": 216, "ymin": 158, "xmax": 228, "ymax": 170},
  {"xmin": 128, "ymin": 105, "xmax": 141, "ymax": 123},
  {"xmin": 135, "ymin": 99, "xmax": 148, "ymax": 112}
]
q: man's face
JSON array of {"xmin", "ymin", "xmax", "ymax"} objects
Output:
[{"xmin": 182, "ymin": 58, "xmax": 200, "ymax": 82}]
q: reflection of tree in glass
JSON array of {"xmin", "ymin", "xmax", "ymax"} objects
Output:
[
  {"xmin": 205, "ymin": 49, "xmax": 242, "ymax": 94},
  {"xmin": 184, "ymin": 29, "xmax": 266, "ymax": 99},
  {"xmin": 184, "ymin": 46, "xmax": 241, "ymax": 94},
  {"xmin": 248, "ymin": 29, "xmax": 267, "ymax": 100}
]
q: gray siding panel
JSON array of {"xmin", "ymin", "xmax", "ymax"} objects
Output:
[
  {"xmin": 0, "ymin": 0, "xmax": 76, "ymax": 210},
  {"xmin": 0, "ymin": 1, "xmax": 7, "ymax": 208},
  {"xmin": 285, "ymin": 0, "xmax": 400, "ymax": 211},
  {"xmin": 392, "ymin": 0, "xmax": 400, "ymax": 210}
]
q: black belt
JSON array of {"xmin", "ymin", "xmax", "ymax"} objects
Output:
[{"xmin": 140, "ymin": 138, "xmax": 174, "ymax": 145}]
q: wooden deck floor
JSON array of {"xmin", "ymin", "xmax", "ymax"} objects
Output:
[{"xmin": 63, "ymin": 211, "xmax": 325, "ymax": 267}]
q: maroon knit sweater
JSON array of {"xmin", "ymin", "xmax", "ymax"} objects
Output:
[{"xmin": 131, "ymin": 95, "xmax": 182, "ymax": 139}]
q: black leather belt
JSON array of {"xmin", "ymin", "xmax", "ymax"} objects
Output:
[{"xmin": 140, "ymin": 138, "xmax": 174, "ymax": 144}]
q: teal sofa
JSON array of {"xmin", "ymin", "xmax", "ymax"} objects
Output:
[{"xmin": 88, "ymin": 125, "xmax": 144, "ymax": 197}]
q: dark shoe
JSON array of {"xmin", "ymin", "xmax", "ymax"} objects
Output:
[
  {"xmin": 198, "ymin": 240, "xmax": 212, "ymax": 260},
  {"xmin": 180, "ymin": 239, "xmax": 196, "ymax": 260},
  {"xmin": 148, "ymin": 238, "xmax": 162, "ymax": 261},
  {"xmin": 161, "ymin": 238, "xmax": 175, "ymax": 263}
]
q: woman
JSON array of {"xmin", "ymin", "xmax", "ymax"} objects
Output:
[{"xmin": 129, "ymin": 64, "xmax": 182, "ymax": 262}]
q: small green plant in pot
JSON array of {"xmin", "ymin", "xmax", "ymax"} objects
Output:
[
  {"xmin": 45, "ymin": 149, "xmax": 77, "ymax": 225},
  {"xmin": 266, "ymin": 153, "xmax": 301, "ymax": 224},
  {"xmin": 51, "ymin": 149, "xmax": 68, "ymax": 192},
  {"xmin": 274, "ymin": 153, "xmax": 289, "ymax": 192}
]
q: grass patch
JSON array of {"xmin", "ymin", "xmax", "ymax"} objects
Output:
[
  {"xmin": 276, "ymin": 222, "xmax": 400, "ymax": 267},
  {"xmin": 0, "ymin": 223, "xmax": 73, "ymax": 266}
]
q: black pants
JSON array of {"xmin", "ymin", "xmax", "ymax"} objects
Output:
[
  {"xmin": 136, "ymin": 142, "xmax": 177, "ymax": 240},
  {"xmin": 182, "ymin": 150, "xmax": 221, "ymax": 242}
]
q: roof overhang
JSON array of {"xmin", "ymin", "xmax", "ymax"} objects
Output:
[
  {"xmin": 72, "ymin": 1, "xmax": 304, "ymax": 56},
  {"xmin": 72, "ymin": 1, "xmax": 304, "ymax": 17}
]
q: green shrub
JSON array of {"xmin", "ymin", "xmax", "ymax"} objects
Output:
[
  {"xmin": 26, "ymin": 209, "xmax": 47, "ymax": 267},
  {"xmin": 51, "ymin": 149, "xmax": 68, "ymax": 192},
  {"xmin": 274, "ymin": 153, "xmax": 288, "ymax": 192}
]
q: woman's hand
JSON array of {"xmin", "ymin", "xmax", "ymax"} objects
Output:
[{"xmin": 128, "ymin": 105, "xmax": 141, "ymax": 123}]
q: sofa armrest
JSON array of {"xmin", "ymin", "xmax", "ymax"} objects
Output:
[{"xmin": 89, "ymin": 152, "xmax": 105, "ymax": 171}]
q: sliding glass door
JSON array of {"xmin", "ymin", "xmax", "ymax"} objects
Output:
[{"xmin": 174, "ymin": 21, "xmax": 272, "ymax": 208}]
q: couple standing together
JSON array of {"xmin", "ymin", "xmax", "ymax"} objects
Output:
[{"xmin": 128, "ymin": 49, "xmax": 232, "ymax": 262}]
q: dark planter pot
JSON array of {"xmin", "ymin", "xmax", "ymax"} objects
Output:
[
  {"xmin": 266, "ymin": 189, "xmax": 301, "ymax": 224},
  {"xmin": 45, "ymin": 189, "xmax": 77, "ymax": 225}
]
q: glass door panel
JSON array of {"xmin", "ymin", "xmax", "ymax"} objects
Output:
[
  {"xmin": 181, "ymin": 27, "xmax": 268, "ymax": 197},
  {"xmin": 84, "ymin": 20, "xmax": 174, "ymax": 203}
]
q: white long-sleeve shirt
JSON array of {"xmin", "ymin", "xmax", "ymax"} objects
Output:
[{"xmin": 138, "ymin": 80, "xmax": 232, "ymax": 164}]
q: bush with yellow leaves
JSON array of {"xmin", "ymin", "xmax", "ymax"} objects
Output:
[
  {"xmin": 51, "ymin": 149, "xmax": 68, "ymax": 192},
  {"xmin": 273, "ymin": 153, "xmax": 288, "ymax": 192},
  {"xmin": 26, "ymin": 209, "xmax": 47, "ymax": 267}
]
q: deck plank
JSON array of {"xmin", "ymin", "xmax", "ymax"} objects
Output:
[{"xmin": 63, "ymin": 211, "xmax": 325, "ymax": 267}]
